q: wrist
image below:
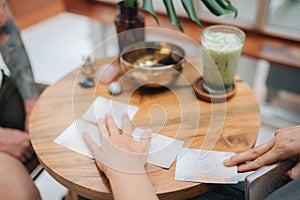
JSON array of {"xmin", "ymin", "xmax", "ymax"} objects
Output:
[
  {"xmin": 106, "ymin": 166, "xmax": 146, "ymax": 181},
  {"xmin": 106, "ymin": 168, "xmax": 157, "ymax": 200}
]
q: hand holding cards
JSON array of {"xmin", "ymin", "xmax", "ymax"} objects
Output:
[
  {"xmin": 55, "ymin": 96, "xmax": 139, "ymax": 158},
  {"xmin": 55, "ymin": 96, "xmax": 238, "ymax": 184},
  {"xmin": 83, "ymin": 114, "xmax": 151, "ymax": 174},
  {"xmin": 55, "ymin": 96, "xmax": 183, "ymax": 169},
  {"xmin": 245, "ymin": 159, "xmax": 296, "ymax": 200}
]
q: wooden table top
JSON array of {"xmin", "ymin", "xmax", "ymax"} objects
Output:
[{"xmin": 30, "ymin": 56, "xmax": 261, "ymax": 200}]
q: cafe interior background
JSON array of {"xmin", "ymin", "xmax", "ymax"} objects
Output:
[{"xmin": 4, "ymin": 0, "xmax": 300, "ymax": 199}]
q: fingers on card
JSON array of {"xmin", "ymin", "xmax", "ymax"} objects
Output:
[
  {"xmin": 55, "ymin": 119, "xmax": 101, "ymax": 158},
  {"xmin": 175, "ymin": 148, "xmax": 238, "ymax": 184},
  {"xmin": 56, "ymin": 96, "xmax": 139, "ymax": 158},
  {"xmin": 133, "ymin": 128, "xmax": 184, "ymax": 169},
  {"xmin": 82, "ymin": 96, "xmax": 139, "ymax": 128}
]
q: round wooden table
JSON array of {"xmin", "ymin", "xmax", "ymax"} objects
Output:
[{"xmin": 30, "ymin": 57, "xmax": 260, "ymax": 200}]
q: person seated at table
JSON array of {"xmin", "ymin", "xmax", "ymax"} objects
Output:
[
  {"xmin": 0, "ymin": 1, "xmax": 44, "ymax": 199},
  {"xmin": 83, "ymin": 113, "xmax": 159, "ymax": 200},
  {"xmin": 225, "ymin": 125, "xmax": 300, "ymax": 200},
  {"xmin": 189, "ymin": 125, "xmax": 300, "ymax": 200},
  {"xmin": 84, "ymin": 113, "xmax": 300, "ymax": 200}
]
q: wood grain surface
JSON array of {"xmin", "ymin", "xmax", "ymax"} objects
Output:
[{"xmin": 30, "ymin": 57, "xmax": 260, "ymax": 200}]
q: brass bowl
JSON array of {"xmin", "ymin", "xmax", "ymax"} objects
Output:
[{"xmin": 119, "ymin": 41, "xmax": 185, "ymax": 88}]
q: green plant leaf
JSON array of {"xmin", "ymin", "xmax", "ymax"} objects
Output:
[
  {"xmin": 231, "ymin": 5, "xmax": 238, "ymax": 18},
  {"xmin": 181, "ymin": 0, "xmax": 202, "ymax": 28},
  {"xmin": 142, "ymin": 0, "xmax": 159, "ymax": 24},
  {"xmin": 216, "ymin": 0, "xmax": 238, "ymax": 17},
  {"xmin": 201, "ymin": 0, "xmax": 237, "ymax": 17},
  {"xmin": 216, "ymin": 0, "xmax": 231, "ymax": 9},
  {"xmin": 163, "ymin": 0, "xmax": 184, "ymax": 32},
  {"xmin": 124, "ymin": 0, "xmax": 135, "ymax": 7}
]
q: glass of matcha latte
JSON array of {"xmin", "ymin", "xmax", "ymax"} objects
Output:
[{"xmin": 202, "ymin": 25, "xmax": 245, "ymax": 94}]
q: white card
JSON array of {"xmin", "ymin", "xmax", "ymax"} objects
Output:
[
  {"xmin": 82, "ymin": 96, "xmax": 139, "ymax": 128},
  {"xmin": 133, "ymin": 128, "xmax": 184, "ymax": 169},
  {"xmin": 54, "ymin": 119, "xmax": 101, "ymax": 158},
  {"xmin": 175, "ymin": 148, "xmax": 238, "ymax": 184}
]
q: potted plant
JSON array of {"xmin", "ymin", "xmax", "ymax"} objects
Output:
[{"xmin": 123, "ymin": 0, "xmax": 238, "ymax": 31}]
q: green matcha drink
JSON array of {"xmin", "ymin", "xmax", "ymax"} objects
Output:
[{"xmin": 202, "ymin": 25, "xmax": 245, "ymax": 94}]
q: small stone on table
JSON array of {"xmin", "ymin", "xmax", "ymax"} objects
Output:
[{"xmin": 109, "ymin": 82, "xmax": 122, "ymax": 95}]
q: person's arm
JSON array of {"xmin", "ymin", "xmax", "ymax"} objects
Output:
[
  {"xmin": 224, "ymin": 125, "xmax": 300, "ymax": 178},
  {"xmin": 0, "ymin": 1, "xmax": 39, "ymax": 101},
  {"xmin": 0, "ymin": 1, "xmax": 44, "ymax": 130},
  {"xmin": 0, "ymin": 127, "xmax": 33, "ymax": 163},
  {"xmin": 107, "ymin": 170, "xmax": 157, "ymax": 200},
  {"xmin": 83, "ymin": 114, "xmax": 158, "ymax": 200}
]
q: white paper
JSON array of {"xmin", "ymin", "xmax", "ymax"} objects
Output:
[
  {"xmin": 54, "ymin": 119, "xmax": 101, "ymax": 158},
  {"xmin": 133, "ymin": 128, "xmax": 184, "ymax": 169},
  {"xmin": 82, "ymin": 96, "xmax": 139, "ymax": 128}
]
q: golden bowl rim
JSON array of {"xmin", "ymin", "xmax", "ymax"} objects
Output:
[{"xmin": 119, "ymin": 41, "xmax": 185, "ymax": 71}]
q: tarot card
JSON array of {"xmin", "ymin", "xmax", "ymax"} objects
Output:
[
  {"xmin": 175, "ymin": 148, "xmax": 238, "ymax": 184},
  {"xmin": 54, "ymin": 119, "xmax": 101, "ymax": 158},
  {"xmin": 82, "ymin": 96, "xmax": 139, "ymax": 128},
  {"xmin": 133, "ymin": 128, "xmax": 184, "ymax": 169}
]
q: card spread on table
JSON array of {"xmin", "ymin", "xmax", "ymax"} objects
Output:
[
  {"xmin": 133, "ymin": 128, "xmax": 184, "ymax": 169},
  {"xmin": 82, "ymin": 96, "xmax": 139, "ymax": 128},
  {"xmin": 54, "ymin": 119, "xmax": 101, "ymax": 158},
  {"xmin": 175, "ymin": 148, "xmax": 238, "ymax": 184}
]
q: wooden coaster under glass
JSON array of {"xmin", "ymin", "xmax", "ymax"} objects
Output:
[{"xmin": 192, "ymin": 77, "xmax": 236, "ymax": 103}]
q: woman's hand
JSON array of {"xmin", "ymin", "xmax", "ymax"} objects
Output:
[
  {"xmin": 224, "ymin": 125, "xmax": 300, "ymax": 173},
  {"xmin": 83, "ymin": 113, "xmax": 151, "ymax": 177},
  {"xmin": 0, "ymin": 127, "xmax": 33, "ymax": 163}
]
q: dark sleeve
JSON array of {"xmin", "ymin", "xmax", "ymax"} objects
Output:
[
  {"xmin": 0, "ymin": 71, "xmax": 25, "ymax": 130},
  {"xmin": 265, "ymin": 177, "xmax": 300, "ymax": 200}
]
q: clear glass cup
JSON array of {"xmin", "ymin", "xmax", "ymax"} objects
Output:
[{"xmin": 201, "ymin": 25, "xmax": 245, "ymax": 94}]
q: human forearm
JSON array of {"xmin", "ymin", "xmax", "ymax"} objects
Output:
[
  {"xmin": 224, "ymin": 125, "xmax": 300, "ymax": 172},
  {"xmin": 108, "ymin": 171, "xmax": 158, "ymax": 200},
  {"xmin": 83, "ymin": 114, "xmax": 157, "ymax": 199},
  {"xmin": 0, "ymin": 2, "xmax": 39, "ymax": 100}
]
